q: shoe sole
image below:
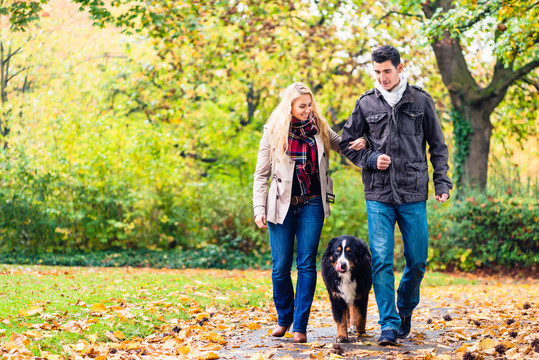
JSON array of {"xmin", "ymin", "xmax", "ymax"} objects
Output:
[
  {"xmin": 397, "ymin": 332, "xmax": 410, "ymax": 339},
  {"xmin": 378, "ymin": 340, "xmax": 397, "ymax": 346}
]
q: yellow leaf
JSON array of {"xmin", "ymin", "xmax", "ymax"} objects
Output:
[
  {"xmin": 196, "ymin": 312, "xmax": 210, "ymax": 321},
  {"xmin": 202, "ymin": 332, "xmax": 226, "ymax": 344},
  {"xmin": 330, "ymin": 354, "xmax": 347, "ymax": 360},
  {"xmin": 202, "ymin": 352, "xmax": 219, "ymax": 360},
  {"xmin": 88, "ymin": 334, "xmax": 98, "ymax": 344},
  {"xmin": 41, "ymin": 352, "xmax": 64, "ymax": 360},
  {"xmin": 284, "ymin": 332, "xmax": 293, "ymax": 338},
  {"xmin": 19, "ymin": 306, "xmax": 43, "ymax": 317},
  {"xmin": 248, "ymin": 322, "xmax": 261, "ymax": 330},
  {"xmin": 479, "ymin": 338, "xmax": 496, "ymax": 350},
  {"xmin": 188, "ymin": 307, "xmax": 203, "ymax": 315},
  {"xmin": 113, "ymin": 330, "xmax": 125, "ymax": 340},
  {"xmin": 23, "ymin": 330, "xmax": 42, "ymax": 339},
  {"xmin": 126, "ymin": 341, "xmax": 140, "ymax": 350},
  {"xmin": 91, "ymin": 303, "xmax": 107, "ymax": 312},
  {"xmin": 179, "ymin": 344, "xmax": 191, "ymax": 355}
]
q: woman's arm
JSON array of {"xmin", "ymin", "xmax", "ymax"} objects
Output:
[
  {"xmin": 252, "ymin": 129, "xmax": 272, "ymax": 227},
  {"xmin": 329, "ymin": 128, "xmax": 367, "ymax": 154}
]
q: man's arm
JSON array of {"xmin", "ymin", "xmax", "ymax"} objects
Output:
[
  {"xmin": 423, "ymin": 95, "xmax": 453, "ymax": 197},
  {"xmin": 339, "ymin": 100, "xmax": 382, "ymax": 169}
]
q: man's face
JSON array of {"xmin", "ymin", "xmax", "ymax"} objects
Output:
[{"xmin": 373, "ymin": 60, "xmax": 403, "ymax": 91}]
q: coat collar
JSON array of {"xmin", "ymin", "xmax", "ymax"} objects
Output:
[{"xmin": 374, "ymin": 84, "xmax": 415, "ymax": 107}]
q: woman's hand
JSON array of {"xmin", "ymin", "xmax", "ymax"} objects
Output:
[
  {"xmin": 255, "ymin": 214, "xmax": 267, "ymax": 229},
  {"xmin": 348, "ymin": 137, "xmax": 367, "ymax": 151}
]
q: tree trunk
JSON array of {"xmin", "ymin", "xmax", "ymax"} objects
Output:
[
  {"xmin": 461, "ymin": 103, "xmax": 492, "ymax": 191},
  {"xmin": 431, "ymin": 35, "xmax": 493, "ymax": 191}
]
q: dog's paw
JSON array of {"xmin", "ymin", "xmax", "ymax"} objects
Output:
[{"xmin": 336, "ymin": 336, "xmax": 349, "ymax": 343}]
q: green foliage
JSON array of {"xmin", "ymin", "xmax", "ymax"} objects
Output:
[
  {"xmin": 0, "ymin": 0, "xmax": 48, "ymax": 31},
  {"xmin": 428, "ymin": 193, "xmax": 538, "ymax": 271},
  {"xmin": 0, "ymin": 241, "xmax": 272, "ymax": 269}
]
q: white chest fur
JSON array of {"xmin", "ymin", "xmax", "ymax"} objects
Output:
[{"xmin": 337, "ymin": 271, "xmax": 357, "ymax": 305}]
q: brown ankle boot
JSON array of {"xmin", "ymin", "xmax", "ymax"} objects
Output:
[
  {"xmin": 293, "ymin": 332, "xmax": 307, "ymax": 343},
  {"xmin": 271, "ymin": 324, "xmax": 290, "ymax": 337}
]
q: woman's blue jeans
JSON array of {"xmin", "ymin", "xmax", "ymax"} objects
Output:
[
  {"xmin": 366, "ymin": 200, "xmax": 428, "ymax": 331},
  {"xmin": 268, "ymin": 197, "xmax": 324, "ymax": 334}
]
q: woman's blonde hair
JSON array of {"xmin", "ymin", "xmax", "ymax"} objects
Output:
[{"xmin": 266, "ymin": 82, "xmax": 331, "ymax": 163}]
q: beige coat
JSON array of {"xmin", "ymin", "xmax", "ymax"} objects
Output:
[{"xmin": 252, "ymin": 126, "xmax": 342, "ymax": 224}]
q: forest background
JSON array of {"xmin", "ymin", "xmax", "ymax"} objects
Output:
[{"xmin": 0, "ymin": 0, "xmax": 537, "ymax": 272}]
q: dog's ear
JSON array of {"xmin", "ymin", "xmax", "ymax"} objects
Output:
[
  {"xmin": 322, "ymin": 237, "xmax": 337, "ymax": 258},
  {"xmin": 361, "ymin": 246, "xmax": 372, "ymax": 271},
  {"xmin": 363, "ymin": 248, "xmax": 372, "ymax": 263}
]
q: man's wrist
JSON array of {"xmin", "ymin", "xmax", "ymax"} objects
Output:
[{"xmin": 367, "ymin": 152, "xmax": 383, "ymax": 169}]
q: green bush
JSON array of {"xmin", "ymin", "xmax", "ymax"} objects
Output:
[
  {"xmin": 0, "ymin": 242, "xmax": 272, "ymax": 269},
  {"xmin": 427, "ymin": 193, "xmax": 538, "ymax": 271}
]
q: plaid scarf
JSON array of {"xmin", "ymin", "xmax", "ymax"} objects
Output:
[{"xmin": 287, "ymin": 115, "xmax": 319, "ymax": 195}]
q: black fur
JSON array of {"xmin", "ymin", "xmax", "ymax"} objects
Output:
[{"xmin": 321, "ymin": 235, "xmax": 372, "ymax": 342}]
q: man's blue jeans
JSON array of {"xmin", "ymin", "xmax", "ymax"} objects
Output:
[
  {"xmin": 366, "ymin": 200, "xmax": 428, "ymax": 331},
  {"xmin": 268, "ymin": 197, "xmax": 324, "ymax": 334}
]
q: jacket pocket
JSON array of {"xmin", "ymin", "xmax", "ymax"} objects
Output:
[
  {"xmin": 401, "ymin": 110, "xmax": 423, "ymax": 136},
  {"xmin": 406, "ymin": 161, "xmax": 428, "ymax": 192},
  {"xmin": 366, "ymin": 112, "xmax": 389, "ymax": 139}
]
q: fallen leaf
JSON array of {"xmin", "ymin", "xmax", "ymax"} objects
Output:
[{"xmin": 90, "ymin": 303, "xmax": 107, "ymax": 312}]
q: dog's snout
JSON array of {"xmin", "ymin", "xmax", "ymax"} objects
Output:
[{"xmin": 336, "ymin": 260, "xmax": 349, "ymax": 273}]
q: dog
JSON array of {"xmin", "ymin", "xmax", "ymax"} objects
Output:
[{"xmin": 321, "ymin": 235, "xmax": 372, "ymax": 342}]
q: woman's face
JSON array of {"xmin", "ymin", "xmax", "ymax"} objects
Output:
[{"xmin": 290, "ymin": 94, "xmax": 312, "ymax": 121}]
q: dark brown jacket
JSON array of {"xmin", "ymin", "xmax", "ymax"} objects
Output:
[{"xmin": 340, "ymin": 84, "xmax": 452, "ymax": 204}]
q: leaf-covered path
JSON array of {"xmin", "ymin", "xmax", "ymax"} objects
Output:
[{"xmin": 0, "ymin": 267, "xmax": 537, "ymax": 359}]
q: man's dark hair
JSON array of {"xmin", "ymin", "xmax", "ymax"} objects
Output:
[{"xmin": 371, "ymin": 45, "xmax": 401, "ymax": 67}]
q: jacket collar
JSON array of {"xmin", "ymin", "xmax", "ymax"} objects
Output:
[{"xmin": 374, "ymin": 84, "xmax": 415, "ymax": 107}]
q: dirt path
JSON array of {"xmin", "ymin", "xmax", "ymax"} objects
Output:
[{"xmin": 224, "ymin": 279, "xmax": 539, "ymax": 359}]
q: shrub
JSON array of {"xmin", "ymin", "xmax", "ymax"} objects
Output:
[{"xmin": 427, "ymin": 193, "xmax": 538, "ymax": 271}]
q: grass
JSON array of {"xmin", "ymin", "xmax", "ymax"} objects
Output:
[
  {"xmin": 0, "ymin": 265, "xmax": 476, "ymax": 356},
  {"xmin": 0, "ymin": 265, "xmax": 272, "ymax": 356}
]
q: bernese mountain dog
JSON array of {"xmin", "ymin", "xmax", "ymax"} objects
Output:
[{"xmin": 321, "ymin": 235, "xmax": 372, "ymax": 342}]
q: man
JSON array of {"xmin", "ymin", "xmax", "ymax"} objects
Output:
[{"xmin": 340, "ymin": 45, "xmax": 452, "ymax": 346}]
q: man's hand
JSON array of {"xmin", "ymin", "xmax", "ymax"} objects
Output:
[
  {"xmin": 254, "ymin": 214, "xmax": 267, "ymax": 229},
  {"xmin": 348, "ymin": 137, "xmax": 367, "ymax": 151},
  {"xmin": 377, "ymin": 154, "xmax": 391, "ymax": 170},
  {"xmin": 435, "ymin": 193, "xmax": 449, "ymax": 203}
]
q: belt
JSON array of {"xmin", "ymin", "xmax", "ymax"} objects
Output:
[{"xmin": 290, "ymin": 195, "xmax": 320, "ymax": 206}]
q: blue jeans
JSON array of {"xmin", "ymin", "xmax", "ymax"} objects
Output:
[
  {"xmin": 366, "ymin": 200, "xmax": 428, "ymax": 331},
  {"xmin": 268, "ymin": 197, "xmax": 324, "ymax": 334}
]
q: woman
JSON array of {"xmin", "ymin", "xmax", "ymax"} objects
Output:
[{"xmin": 252, "ymin": 82, "xmax": 366, "ymax": 343}]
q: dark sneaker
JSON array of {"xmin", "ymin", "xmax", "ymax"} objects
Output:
[
  {"xmin": 397, "ymin": 314, "xmax": 412, "ymax": 338},
  {"xmin": 378, "ymin": 329, "xmax": 397, "ymax": 346}
]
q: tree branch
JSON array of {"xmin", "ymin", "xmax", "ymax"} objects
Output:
[
  {"xmin": 374, "ymin": 10, "xmax": 424, "ymax": 28},
  {"xmin": 521, "ymin": 77, "xmax": 539, "ymax": 91},
  {"xmin": 483, "ymin": 59, "xmax": 539, "ymax": 101}
]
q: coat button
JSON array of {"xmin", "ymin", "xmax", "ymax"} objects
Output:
[
  {"xmin": 323, "ymin": 153, "xmax": 326, "ymax": 157},
  {"xmin": 278, "ymin": 178, "xmax": 282, "ymax": 182},
  {"xmin": 276, "ymin": 195, "xmax": 279, "ymax": 199}
]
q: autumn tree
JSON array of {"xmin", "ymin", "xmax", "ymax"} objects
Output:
[{"xmin": 393, "ymin": 0, "xmax": 539, "ymax": 192}]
